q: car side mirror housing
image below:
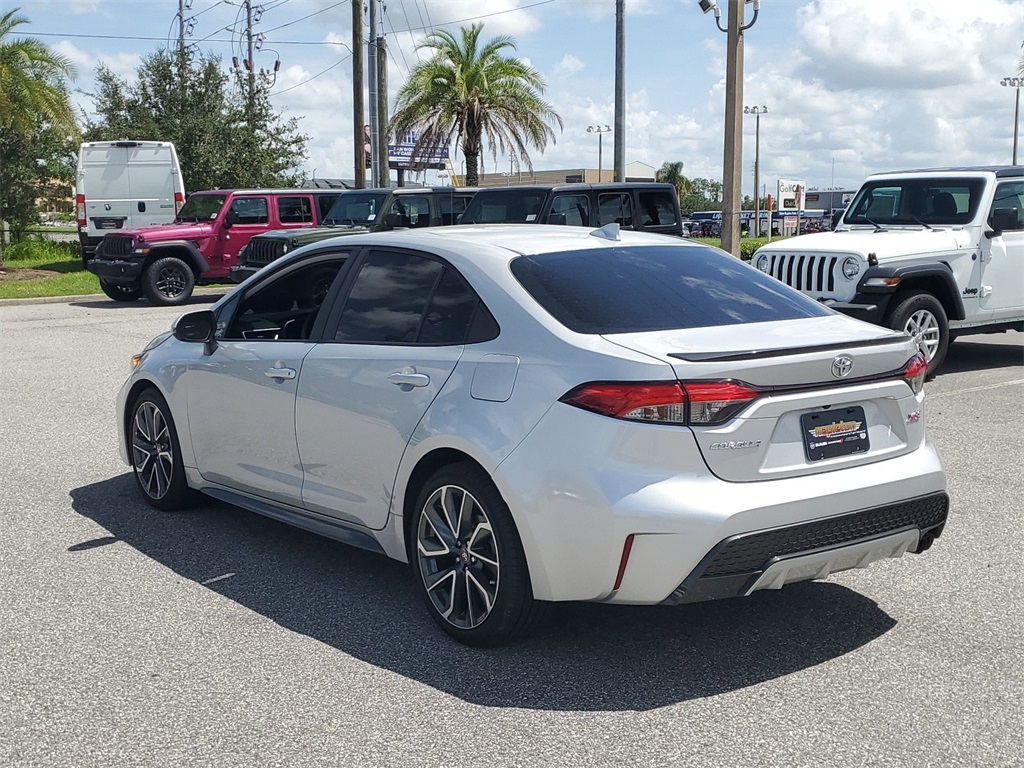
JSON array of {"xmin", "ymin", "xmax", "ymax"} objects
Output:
[
  {"xmin": 384, "ymin": 212, "xmax": 402, "ymax": 230},
  {"xmin": 224, "ymin": 210, "xmax": 239, "ymax": 228},
  {"xmin": 986, "ymin": 207, "xmax": 1018, "ymax": 238},
  {"xmin": 547, "ymin": 212, "xmax": 567, "ymax": 226},
  {"xmin": 173, "ymin": 310, "xmax": 215, "ymax": 343}
]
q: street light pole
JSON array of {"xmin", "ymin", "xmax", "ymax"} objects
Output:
[
  {"xmin": 699, "ymin": 0, "xmax": 761, "ymax": 257},
  {"xmin": 744, "ymin": 105, "xmax": 768, "ymax": 238},
  {"xmin": 587, "ymin": 125, "xmax": 612, "ymax": 181},
  {"xmin": 1001, "ymin": 77, "xmax": 1023, "ymax": 165}
]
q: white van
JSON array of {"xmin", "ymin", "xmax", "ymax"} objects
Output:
[{"xmin": 76, "ymin": 140, "xmax": 185, "ymax": 263}]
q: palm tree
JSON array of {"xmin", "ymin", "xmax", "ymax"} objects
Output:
[
  {"xmin": 389, "ymin": 23, "xmax": 562, "ymax": 187},
  {"xmin": 656, "ymin": 161, "xmax": 692, "ymax": 202},
  {"xmin": 0, "ymin": 8, "xmax": 78, "ymax": 136}
]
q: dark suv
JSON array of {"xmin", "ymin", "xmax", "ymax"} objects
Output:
[
  {"xmin": 459, "ymin": 183, "xmax": 684, "ymax": 236},
  {"xmin": 231, "ymin": 187, "xmax": 477, "ymax": 282},
  {"xmin": 87, "ymin": 189, "xmax": 342, "ymax": 305}
]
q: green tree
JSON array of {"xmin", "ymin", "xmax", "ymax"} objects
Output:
[
  {"xmin": 0, "ymin": 8, "xmax": 79, "ymax": 261},
  {"xmin": 85, "ymin": 49, "xmax": 307, "ymax": 192},
  {"xmin": 655, "ymin": 161, "xmax": 692, "ymax": 202},
  {"xmin": 679, "ymin": 177, "xmax": 724, "ymax": 216},
  {"xmin": 389, "ymin": 23, "xmax": 562, "ymax": 187}
]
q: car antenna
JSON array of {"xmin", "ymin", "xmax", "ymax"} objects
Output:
[{"xmin": 589, "ymin": 222, "xmax": 621, "ymax": 242}]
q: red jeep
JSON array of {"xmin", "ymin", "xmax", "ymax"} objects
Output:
[{"xmin": 86, "ymin": 189, "xmax": 340, "ymax": 305}]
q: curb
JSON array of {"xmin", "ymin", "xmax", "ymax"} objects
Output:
[{"xmin": 0, "ymin": 286, "xmax": 233, "ymax": 308}]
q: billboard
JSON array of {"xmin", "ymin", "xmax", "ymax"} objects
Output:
[
  {"xmin": 388, "ymin": 131, "xmax": 450, "ymax": 170},
  {"xmin": 778, "ymin": 178, "xmax": 806, "ymax": 211}
]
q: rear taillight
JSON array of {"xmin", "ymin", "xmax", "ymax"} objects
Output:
[
  {"xmin": 76, "ymin": 194, "xmax": 86, "ymax": 227},
  {"xmin": 174, "ymin": 192, "xmax": 184, "ymax": 213},
  {"xmin": 560, "ymin": 380, "xmax": 760, "ymax": 426},
  {"xmin": 902, "ymin": 353, "xmax": 927, "ymax": 394}
]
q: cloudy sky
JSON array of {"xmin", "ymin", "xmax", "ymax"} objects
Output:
[{"xmin": 23, "ymin": 0, "xmax": 1024, "ymax": 194}]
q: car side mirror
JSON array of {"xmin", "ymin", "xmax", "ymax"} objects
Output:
[
  {"xmin": 173, "ymin": 310, "xmax": 215, "ymax": 343},
  {"xmin": 547, "ymin": 212, "xmax": 567, "ymax": 225},
  {"xmin": 224, "ymin": 210, "xmax": 239, "ymax": 228},
  {"xmin": 384, "ymin": 212, "xmax": 402, "ymax": 230},
  {"xmin": 986, "ymin": 207, "xmax": 1018, "ymax": 238}
]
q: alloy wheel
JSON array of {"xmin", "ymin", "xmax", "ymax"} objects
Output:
[
  {"xmin": 132, "ymin": 400, "xmax": 174, "ymax": 500},
  {"xmin": 904, "ymin": 309, "xmax": 941, "ymax": 362},
  {"xmin": 155, "ymin": 265, "xmax": 188, "ymax": 298},
  {"xmin": 416, "ymin": 485, "xmax": 500, "ymax": 630}
]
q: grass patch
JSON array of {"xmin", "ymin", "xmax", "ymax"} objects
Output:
[{"xmin": 0, "ymin": 240, "xmax": 100, "ymax": 300}]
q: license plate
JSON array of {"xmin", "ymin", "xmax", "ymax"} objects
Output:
[
  {"xmin": 801, "ymin": 406, "xmax": 869, "ymax": 461},
  {"xmin": 95, "ymin": 218, "xmax": 123, "ymax": 229}
]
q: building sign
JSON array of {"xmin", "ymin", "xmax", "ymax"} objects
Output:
[
  {"xmin": 778, "ymin": 178, "xmax": 806, "ymax": 211},
  {"xmin": 388, "ymin": 131, "xmax": 450, "ymax": 170}
]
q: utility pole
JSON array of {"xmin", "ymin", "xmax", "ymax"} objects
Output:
[
  {"xmin": 367, "ymin": 0, "xmax": 379, "ymax": 188},
  {"xmin": 352, "ymin": 0, "xmax": 365, "ymax": 188},
  {"xmin": 243, "ymin": 0, "xmax": 256, "ymax": 126},
  {"xmin": 177, "ymin": 0, "xmax": 187, "ymax": 81},
  {"xmin": 720, "ymin": 0, "xmax": 744, "ymax": 257},
  {"xmin": 613, "ymin": 0, "xmax": 625, "ymax": 182},
  {"xmin": 376, "ymin": 33, "xmax": 389, "ymax": 188}
]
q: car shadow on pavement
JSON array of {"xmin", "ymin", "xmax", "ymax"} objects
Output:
[
  {"xmin": 938, "ymin": 335, "xmax": 1023, "ymax": 376},
  {"xmin": 70, "ymin": 475, "xmax": 897, "ymax": 712},
  {"xmin": 69, "ymin": 292, "xmax": 229, "ymax": 310}
]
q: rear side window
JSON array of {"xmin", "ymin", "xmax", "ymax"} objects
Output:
[
  {"xmin": 462, "ymin": 190, "xmax": 547, "ymax": 223},
  {"xmin": 440, "ymin": 193, "xmax": 473, "ymax": 225},
  {"xmin": 278, "ymin": 196, "xmax": 313, "ymax": 224},
  {"xmin": 510, "ymin": 245, "xmax": 831, "ymax": 334},
  {"xmin": 638, "ymin": 191, "xmax": 677, "ymax": 227}
]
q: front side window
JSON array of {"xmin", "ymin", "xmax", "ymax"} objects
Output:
[
  {"xmin": 511, "ymin": 244, "xmax": 831, "ymax": 334},
  {"xmin": 389, "ymin": 197, "xmax": 430, "ymax": 227},
  {"xmin": 598, "ymin": 193, "xmax": 634, "ymax": 227},
  {"xmin": 278, "ymin": 196, "xmax": 313, "ymax": 224},
  {"xmin": 333, "ymin": 251, "xmax": 493, "ymax": 344},
  {"xmin": 440, "ymin": 194, "xmax": 473, "ymax": 225},
  {"xmin": 990, "ymin": 181, "xmax": 1024, "ymax": 231},
  {"xmin": 224, "ymin": 255, "xmax": 347, "ymax": 341},
  {"xmin": 550, "ymin": 195, "xmax": 589, "ymax": 226},
  {"xmin": 229, "ymin": 197, "xmax": 269, "ymax": 225},
  {"xmin": 845, "ymin": 178, "xmax": 985, "ymax": 226}
]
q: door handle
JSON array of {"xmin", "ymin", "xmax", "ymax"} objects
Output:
[
  {"xmin": 388, "ymin": 368, "xmax": 430, "ymax": 387},
  {"xmin": 265, "ymin": 367, "xmax": 296, "ymax": 380}
]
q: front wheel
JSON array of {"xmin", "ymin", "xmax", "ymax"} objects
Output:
[
  {"xmin": 411, "ymin": 463, "xmax": 545, "ymax": 646},
  {"xmin": 99, "ymin": 279, "xmax": 142, "ymax": 302},
  {"xmin": 129, "ymin": 389, "xmax": 195, "ymax": 511},
  {"xmin": 143, "ymin": 256, "xmax": 195, "ymax": 305},
  {"xmin": 884, "ymin": 290, "xmax": 949, "ymax": 376}
]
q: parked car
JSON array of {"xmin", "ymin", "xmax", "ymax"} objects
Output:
[
  {"xmin": 119, "ymin": 224, "xmax": 948, "ymax": 646},
  {"xmin": 231, "ymin": 186, "xmax": 477, "ymax": 283},
  {"xmin": 459, "ymin": 183, "xmax": 685, "ymax": 237},
  {"xmin": 76, "ymin": 140, "xmax": 185, "ymax": 265},
  {"xmin": 86, "ymin": 188, "xmax": 343, "ymax": 305}
]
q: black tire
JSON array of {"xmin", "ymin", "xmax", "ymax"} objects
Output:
[
  {"xmin": 99, "ymin": 279, "xmax": 143, "ymax": 302},
  {"xmin": 884, "ymin": 290, "xmax": 949, "ymax": 376},
  {"xmin": 128, "ymin": 389, "xmax": 195, "ymax": 511},
  {"xmin": 410, "ymin": 463, "xmax": 546, "ymax": 647},
  {"xmin": 142, "ymin": 256, "xmax": 195, "ymax": 305}
]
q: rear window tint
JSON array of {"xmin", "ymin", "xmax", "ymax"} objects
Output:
[{"xmin": 510, "ymin": 245, "xmax": 831, "ymax": 334}]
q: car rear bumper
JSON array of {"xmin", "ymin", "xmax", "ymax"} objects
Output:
[
  {"xmin": 86, "ymin": 258, "xmax": 143, "ymax": 284},
  {"xmin": 494, "ymin": 403, "xmax": 947, "ymax": 604}
]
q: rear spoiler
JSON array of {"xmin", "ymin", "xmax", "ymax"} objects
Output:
[{"xmin": 668, "ymin": 335, "xmax": 909, "ymax": 363}]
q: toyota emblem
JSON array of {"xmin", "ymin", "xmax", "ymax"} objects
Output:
[{"xmin": 831, "ymin": 355, "xmax": 854, "ymax": 378}]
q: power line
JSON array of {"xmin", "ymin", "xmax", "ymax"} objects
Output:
[
  {"xmin": 273, "ymin": 54, "xmax": 351, "ymax": 94},
  {"xmin": 261, "ymin": 0, "xmax": 348, "ymax": 34},
  {"xmin": 28, "ymin": 31, "xmax": 354, "ymax": 47},
  {"xmin": 390, "ymin": 0, "xmax": 556, "ymax": 34}
]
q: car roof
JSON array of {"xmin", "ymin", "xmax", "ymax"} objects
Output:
[
  {"xmin": 308, "ymin": 223, "xmax": 704, "ymax": 261},
  {"xmin": 867, "ymin": 166, "xmax": 1024, "ymax": 178},
  {"xmin": 190, "ymin": 189, "xmax": 340, "ymax": 196},
  {"xmin": 471, "ymin": 183, "xmax": 674, "ymax": 194}
]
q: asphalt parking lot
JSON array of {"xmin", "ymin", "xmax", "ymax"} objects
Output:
[{"xmin": 1, "ymin": 296, "xmax": 1021, "ymax": 768}]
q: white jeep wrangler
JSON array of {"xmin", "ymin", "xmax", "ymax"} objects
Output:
[{"xmin": 753, "ymin": 167, "xmax": 1024, "ymax": 373}]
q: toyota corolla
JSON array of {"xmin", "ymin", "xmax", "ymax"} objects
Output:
[{"xmin": 118, "ymin": 224, "xmax": 948, "ymax": 646}]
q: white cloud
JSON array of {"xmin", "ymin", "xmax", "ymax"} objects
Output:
[{"xmin": 553, "ymin": 53, "xmax": 585, "ymax": 77}]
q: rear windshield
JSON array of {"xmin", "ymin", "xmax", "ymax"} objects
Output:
[
  {"xmin": 461, "ymin": 190, "xmax": 548, "ymax": 223},
  {"xmin": 510, "ymin": 244, "xmax": 831, "ymax": 334},
  {"xmin": 844, "ymin": 177, "xmax": 985, "ymax": 226},
  {"xmin": 325, "ymin": 192, "xmax": 388, "ymax": 226},
  {"xmin": 177, "ymin": 194, "xmax": 227, "ymax": 222}
]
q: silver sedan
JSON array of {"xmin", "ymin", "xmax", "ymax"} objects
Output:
[{"xmin": 117, "ymin": 224, "xmax": 948, "ymax": 646}]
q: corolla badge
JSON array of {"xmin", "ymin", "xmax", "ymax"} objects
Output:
[{"xmin": 831, "ymin": 355, "xmax": 854, "ymax": 378}]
